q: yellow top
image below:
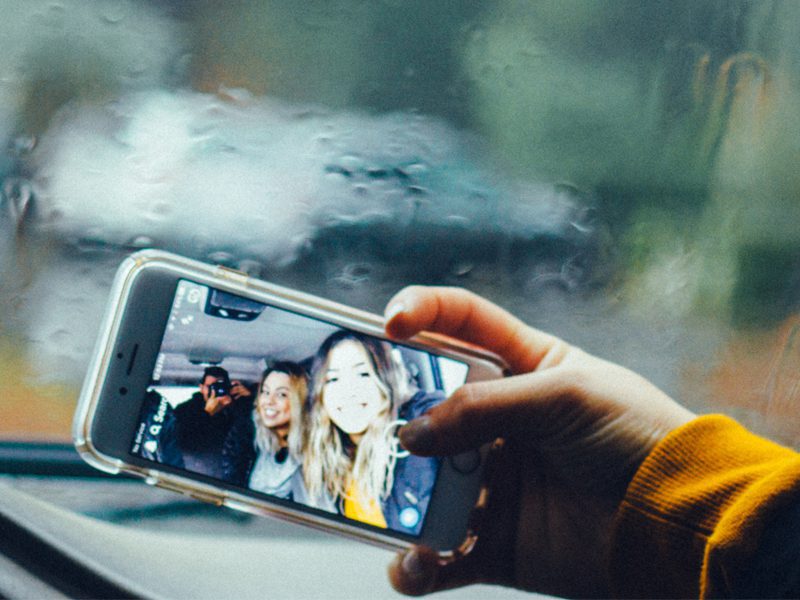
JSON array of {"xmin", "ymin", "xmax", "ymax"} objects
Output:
[
  {"xmin": 343, "ymin": 481, "xmax": 387, "ymax": 529},
  {"xmin": 610, "ymin": 414, "xmax": 800, "ymax": 598}
]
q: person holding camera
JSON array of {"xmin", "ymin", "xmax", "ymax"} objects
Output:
[{"xmin": 173, "ymin": 366, "xmax": 252, "ymax": 479}]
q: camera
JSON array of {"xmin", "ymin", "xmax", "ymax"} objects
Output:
[{"xmin": 210, "ymin": 378, "xmax": 230, "ymax": 398}]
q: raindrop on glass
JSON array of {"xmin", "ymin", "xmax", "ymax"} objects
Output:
[
  {"xmin": 331, "ymin": 263, "xmax": 371, "ymax": 288},
  {"xmin": 445, "ymin": 215, "xmax": 471, "ymax": 227},
  {"xmin": 236, "ymin": 259, "xmax": 263, "ymax": 276},
  {"xmin": 451, "ymin": 262, "xmax": 474, "ymax": 278},
  {"xmin": 207, "ymin": 251, "xmax": 235, "ymax": 265},
  {"xmin": 127, "ymin": 235, "xmax": 154, "ymax": 248},
  {"xmin": 10, "ymin": 135, "xmax": 37, "ymax": 157},
  {"xmin": 2, "ymin": 178, "xmax": 33, "ymax": 227},
  {"xmin": 338, "ymin": 155, "xmax": 363, "ymax": 172},
  {"xmin": 100, "ymin": 0, "xmax": 127, "ymax": 24},
  {"xmin": 404, "ymin": 162, "xmax": 428, "ymax": 177}
]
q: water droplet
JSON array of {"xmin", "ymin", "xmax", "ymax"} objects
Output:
[
  {"xmin": 445, "ymin": 215, "xmax": 471, "ymax": 227},
  {"xmin": 218, "ymin": 87, "xmax": 253, "ymax": 104},
  {"xmin": 570, "ymin": 220, "xmax": 593, "ymax": 234},
  {"xmin": 9, "ymin": 135, "xmax": 37, "ymax": 156},
  {"xmin": 404, "ymin": 163, "xmax": 428, "ymax": 177},
  {"xmin": 331, "ymin": 263, "xmax": 371, "ymax": 288},
  {"xmin": 207, "ymin": 251, "xmax": 235, "ymax": 265},
  {"xmin": 451, "ymin": 262, "xmax": 474, "ymax": 277},
  {"xmin": 325, "ymin": 165, "xmax": 353, "ymax": 179},
  {"xmin": 339, "ymin": 155, "xmax": 363, "ymax": 172},
  {"xmin": 560, "ymin": 258, "xmax": 585, "ymax": 290},
  {"xmin": 236, "ymin": 260, "xmax": 263, "ymax": 276},
  {"xmin": 570, "ymin": 207, "xmax": 597, "ymax": 234},
  {"xmin": 100, "ymin": 0, "xmax": 128, "ymax": 24},
  {"xmin": 366, "ymin": 168, "xmax": 390, "ymax": 180},
  {"xmin": 127, "ymin": 235, "xmax": 154, "ymax": 248},
  {"xmin": 2, "ymin": 178, "xmax": 33, "ymax": 227}
]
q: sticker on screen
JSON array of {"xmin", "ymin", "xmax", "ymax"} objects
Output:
[{"xmin": 130, "ymin": 280, "xmax": 469, "ymax": 535}]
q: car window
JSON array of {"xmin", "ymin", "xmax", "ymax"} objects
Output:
[{"xmin": 2, "ymin": 0, "xmax": 799, "ymax": 450}]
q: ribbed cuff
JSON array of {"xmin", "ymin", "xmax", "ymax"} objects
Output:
[{"xmin": 609, "ymin": 414, "xmax": 799, "ymax": 598}]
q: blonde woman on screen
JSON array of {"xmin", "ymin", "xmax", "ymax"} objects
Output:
[
  {"xmin": 303, "ymin": 330, "xmax": 443, "ymax": 533},
  {"xmin": 222, "ymin": 361, "xmax": 311, "ymax": 502}
]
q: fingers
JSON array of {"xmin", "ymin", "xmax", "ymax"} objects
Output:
[
  {"xmin": 400, "ymin": 371, "xmax": 565, "ymax": 456},
  {"xmin": 230, "ymin": 381, "xmax": 251, "ymax": 399},
  {"xmin": 384, "ymin": 286, "xmax": 565, "ymax": 374},
  {"xmin": 388, "ymin": 546, "xmax": 438, "ymax": 596},
  {"xmin": 388, "ymin": 546, "xmax": 482, "ymax": 596}
]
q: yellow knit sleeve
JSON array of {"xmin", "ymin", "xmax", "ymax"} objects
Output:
[{"xmin": 609, "ymin": 414, "xmax": 800, "ymax": 598}]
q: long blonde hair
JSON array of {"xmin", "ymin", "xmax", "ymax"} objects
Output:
[
  {"xmin": 252, "ymin": 362, "xmax": 307, "ymax": 460},
  {"xmin": 303, "ymin": 331, "xmax": 401, "ymax": 505}
]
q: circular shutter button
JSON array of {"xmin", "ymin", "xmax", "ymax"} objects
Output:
[
  {"xmin": 399, "ymin": 506, "xmax": 421, "ymax": 529},
  {"xmin": 449, "ymin": 450, "xmax": 482, "ymax": 474}
]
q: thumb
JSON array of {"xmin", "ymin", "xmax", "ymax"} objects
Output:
[{"xmin": 399, "ymin": 371, "xmax": 567, "ymax": 456}]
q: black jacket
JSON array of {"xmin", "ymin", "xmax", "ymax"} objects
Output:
[
  {"xmin": 221, "ymin": 415, "xmax": 257, "ymax": 487},
  {"xmin": 173, "ymin": 391, "xmax": 250, "ymax": 480},
  {"xmin": 381, "ymin": 390, "xmax": 444, "ymax": 535}
]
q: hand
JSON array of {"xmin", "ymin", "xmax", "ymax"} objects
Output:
[
  {"xmin": 203, "ymin": 389, "xmax": 232, "ymax": 415},
  {"xmin": 383, "ymin": 286, "xmax": 695, "ymax": 598},
  {"xmin": 230, "ymin": 380, "xmax": 252, "ymax": 401}
]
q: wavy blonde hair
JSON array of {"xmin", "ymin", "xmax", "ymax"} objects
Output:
[
  {"xmin": 303, "ymin": 331, "xmax": 402, "ymax": 506},
  {"xmin": 252, "ymin": 362, "xmax": 307, "ymax": 461}
]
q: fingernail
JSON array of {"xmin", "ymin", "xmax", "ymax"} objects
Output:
[
  {"xmin": 384, "ymin": 301, "xmax": 406, "ymax": 323},
  {"xmin": 399, "ymin": 416, "xmax": 435, "ymax": 453}
]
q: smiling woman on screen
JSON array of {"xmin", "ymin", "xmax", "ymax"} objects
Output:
[
  {"xmin": 222, "ymin": 361, "xmax": 310, "ymax": 501},
  {"xmin": 303, "ymin": 330, "xmax": 443, "ymax": 533}
]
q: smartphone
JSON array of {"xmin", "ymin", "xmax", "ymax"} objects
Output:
[{"xmin": 73, "ymin": 250, "xmax": 507, "ymax": 553}]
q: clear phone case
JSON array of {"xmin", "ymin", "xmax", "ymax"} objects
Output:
[{"xmin": 73, "ymin": 249, "xmax": 507, "ymax": 553}]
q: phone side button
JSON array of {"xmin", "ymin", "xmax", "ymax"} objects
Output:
[
  {"xmin": 154, "ymin": 480, "xmax": 185, "ymax": 494},
  {"xmin": 190, "ymin": 490, "xmax": 224, "ymax": 507},
  {"xmin": 448, "ymin": 450, "xmax": 482, "ymax": 475}
]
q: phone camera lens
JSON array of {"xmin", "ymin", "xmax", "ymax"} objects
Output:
[{"xmin": 120, "ymin": 387, "xmax": 128, "ymax": 396}]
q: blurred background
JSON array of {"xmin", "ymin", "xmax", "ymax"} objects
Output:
[{"xmin": 2, "ymin": 0, "xmax": 800, "ymax": 451}]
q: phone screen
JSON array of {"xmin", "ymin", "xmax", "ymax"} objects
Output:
[{"xmin": 129, "ymin": 279, "xmax": 469, "ymax": 536}]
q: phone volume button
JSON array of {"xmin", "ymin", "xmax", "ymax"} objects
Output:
[
  {"xmin": 154, "ymin": 479, "xmax": 183, "ymax": 493},
  {"xmin": 190, "ymin": 490, "xmax": 224, "ymax": 507},
  {"xmin": 153, "ymin": 480, "xmax": 223, "ymax": 506}
]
